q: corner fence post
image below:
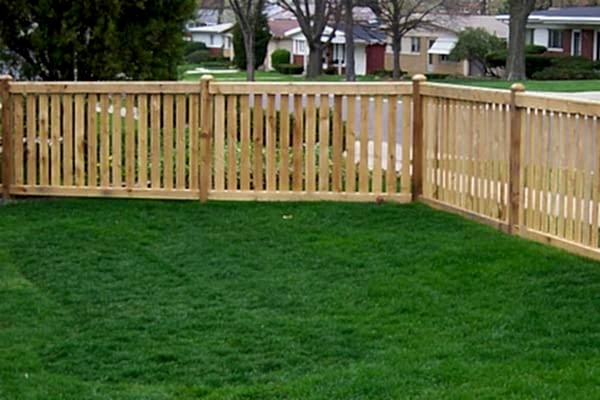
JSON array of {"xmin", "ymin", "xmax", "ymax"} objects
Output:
[
  {"xmin": 411, "ymin": 74, "xmax": 427, "ymax": 201},
  {"xmin": 1, "ymin": 75, "xmax": 13, "ymax": 202},
  {"xmin": 509, "ymin": 83, "xmax": 525, "ymax": 234},
  {"xmin": 199, "ymin": 75, "xmax": 213, "ymax": 202}
]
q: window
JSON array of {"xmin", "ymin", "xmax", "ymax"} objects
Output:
[
  {"xmin": 209, "ymin": 34, "xmax": 215, "ymax": 46},
  {"xmin": 411, "ymin": 37, "xmax": 421, "ymax": 53},
  {"xmin": 572, "ymin": 30, "xmax": 582, "ymax": 55},
  {"xmin": 293, "ymin": 39, "xmax": 306, "ymax": 55},
  {"xmin": 548, "ymin": 29, "xmax": 563, "ymax": 49},
  {"xmin": 440, "ymin": 54, "xmax": 453, "ymax": 62},
  {"xmin": 333, "ymin": 44, "xmax": 345, "ymax": 65},
  {"xmin": 224, "ymin": 36, "xmax": 231, "ymax": 49},
  {"xmin": 525, "ymin": 29, "xmax": 534, "ymax": 45}
]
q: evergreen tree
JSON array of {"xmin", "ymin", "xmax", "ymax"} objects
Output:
[
  {"xmin": 232, "ymin": 12, "xmax": 271, "ymax": 72},
  {"xmin": 0, "ymin": 0, "xmax": 196, "ymax": 80}
]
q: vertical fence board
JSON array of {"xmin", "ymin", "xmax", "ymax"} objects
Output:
[
  {"xmin": 151, "ymin": 94, "xmax": 161, "ymax": 189},
  {"xmin": 112, "ymin": 94, "xmax": 122, "ymax": 188},
  {"xmin": 125, "ymin": 94, "xmax": 135, "ymax": 189},
  {"xmin": 346, "ymin": 96, "xmax": 356, "ymax": 193},
  {"xmin": 240, "ymin": 95, "xmax": 250, "ymax": 191},
  {"xmin": 39, "ymin": 95, "xmax": 49, "ymax": 186},
  {"xmin": 266, "ymin": 94, "xmax": 277, "ymax": 192},
  {"xmin": 163, "ymin": 94, "xmax": 174, "ymax": 190},
  {"xmin": 402, "ymin": 95, "xmax": 411, "ymax": 195},
  {"xmin": 99, "ymin": 95, "xmax": 110, "ymax": 187},
  {"xmin": 227, "ymin": 95, "xmax": 238, "ymax": 191},
  {"xmin": 26, "ymin": 95, "xmax": 37, "ymax": 185},
  {"xmin": 214, "ymin": 94, "xmax": 225, "ymax": 192},
  {"xmin": 75, "ymin": 94, "xmax": 85, "ymax": 187},
  {"xmin": 189, "ymin": 94, "xmax": 199, "ymax": 191},
  {"xmin": 138, "ymin": 95, "xmax": 148, "ymax": 188},
  {"xmin": 387, "ymin": 95, "xmax": 397, "ymax": 194},
  {"xmin": 87, "ymin": 94, "xmax": 98, "ymax": 187},
  {"xmin": 13, "ymin": 96, "xmax": 24, "ymax": 186},
  {"xmin": 176, "ymin": 95, "xmax": 186, "ymax": 190},
  {"xmin": 373, "ymin": 95, "xmax": 383, "ymax": 194},
  {"xmin": 305, "ymin": 95, "xmax": 316, "ymax": 193},
  {"xmin": 50, "ymin": 95, "xmax": 61, "ymax": 186},
  {"xmin": 292, "ymin": 94, "xmax": 303, "ymax": 191},
  {"xmin": 253, "ymin": 94, "xmax": 264, "ymax": 191},
  {"xmin": 280, "ymin": 94, "xmax": 290, "ymax": 191},
  {"xmin": 319, "ymin": 95, "xmax": 330, "ymax": 192},
  {"xmin": 359, "ymin": 96, "xmax": 369, "ymax": 194}
]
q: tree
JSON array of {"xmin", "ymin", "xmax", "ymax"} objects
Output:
[
  {"xmin": 0, "ymin": 0, "xmax": 195, "ymax": 80},
  {"xmin": 505, "ymin": 0, "xmax": 536, "ymax": 80},
  {"xmin": 449, "ymin": 27, "xmax": 505, "ymax": 75},
  {"xmin": 229, "ymin": 0, "xmax": 268, "ymax": 81},
  {"xmin": 343, "ymin": 0, "xmax": 356, "ymax": 81},
  {"xmin": 369, "ymin": 0, "xmax": 448, "ymax": 80},
  {"xmin": 232, "ymin": 13, "xmax": 271, "ymax": 74},
  {"xmin": 277, "ymin": 0, "xmax": 341, "ymax": 78}
]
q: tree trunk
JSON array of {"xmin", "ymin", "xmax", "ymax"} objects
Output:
[
  {"xmin": 307, "ymin": 44, "xmax": 322, "ymax": 78},
  {"xmin": 392, "ymin": 31, "xmax": 402, "ymax": 80},
  {"xmin": 506, "ymin": 0, "xmax": 534, "ymax": 80},
  {"xmin": 344, "ymin": 0, "xmax": 355, "ymax": 82},
  {"xmin": 244, "ymin": 35, "xmax": 255, "ymax": 81}
]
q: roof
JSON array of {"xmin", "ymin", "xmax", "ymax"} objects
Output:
[
  {"xmin": 283, "ymin": 23, "xmax": 386, "ymax": 44},
  {"xmin": 530, "ymin": 6, "xmax": 600, "ymax": 18},
  {"xmin": 187, "ymin": 23, "xmax": 233, "ymax": 34},
  {"xmin": 428, "ymin": 15, "xmax": 508, "ymax": 37},
  {"xmin": 269, "ymin": 19, "xmax": 299, "ymax": 38}
]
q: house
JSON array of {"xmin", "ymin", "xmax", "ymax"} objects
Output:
[
  {"xmin": 497, "ymin": 7, "xmax": 600, "ymax": 60},
  {"xmin": 283, "ymin": 23, "xmax": 387, "ymax": 75},
  {"xmin": 265, "ymin": 19, "xmax": 300, "ymax": 70},
  {"xmin": 186, "ymin": 23, "xmax": 234, "ymax": 58},
  {"xmin": 385, "ymin": 15, "xmax": 508, "ymax": 76}
]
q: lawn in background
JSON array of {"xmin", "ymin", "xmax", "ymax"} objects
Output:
[
  {"xmin": 1, "ymin": 199, "xmax": 600, "ymax": 399},
  {"xmin": 437, "ymin": 78, "xmax": 600, "ymax": 92}
]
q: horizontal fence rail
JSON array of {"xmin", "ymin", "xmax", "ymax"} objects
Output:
[{"xmin": 2, "ymin": 75, "xmax": 600, "ymax": 262}]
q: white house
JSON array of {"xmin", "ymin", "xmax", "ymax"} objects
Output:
[{"xmin": 187, "ymin": 23, "xmax": 234, "ymax": 58}]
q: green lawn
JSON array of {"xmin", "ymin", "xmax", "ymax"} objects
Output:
[
  {"xmin": 181, "ymin": 69, "xmax": 383, "ymax": 82},
  {"xmin": 436, "ymin": 78, "xmax": 600, "ymax": 92},
  {"xmin": 1, "ymin": 199, "xmax": 600, "ymax": 399}
]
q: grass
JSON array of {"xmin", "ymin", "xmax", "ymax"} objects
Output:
[
  {"xmin": 1, "ymin": 199, "xmax": 600, "ymax": 399},
  {"xmin": 181, "ymin": 69, "xmax": 382, "ymax": 82},
  {"xmin": 435, "ymin": 78, "xmax": 600, "ymax": 92}
]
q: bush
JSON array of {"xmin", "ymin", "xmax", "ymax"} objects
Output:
[
  {"xmin": 324, "ymin": 66, "xmax": 337, "ymax": 75},
  {"xmin": 425, "ymin": 72, "xmax": 450, "ymax": 80},
  {"xmin": 199, "ymin": 59, "xmax": 232, "ymax": 69},
  {"xmin": 551, "ymin": 55, "xmax": 595, "ymax": 70},
  {"xmin": 371, "ymin": 68, "xmax": 396, "ymax": 78},
  {"xmin": 184, "ymin": 41, "xmax": 208, "ymax": 56},
  {"xmin": 532, "ymin": 67, "xmax": 600, "ymax": 80},
  {"xmin": 525, "ymin": 44, "xmax": 547, "ymax": 55},
  {"xmin": 185, "ymin": 50, "xmax": 214, "ymax": 64},
  {"xmin": 275, "ymin": 63, "xmax": 304, "ymax": 75},
  {"xmin": 526, "ymin": 55, "xmax": 554, "ymax": 78},
  {"xmin": 271, "ymin": 49, "xmax": 290, "ymax": 69}
]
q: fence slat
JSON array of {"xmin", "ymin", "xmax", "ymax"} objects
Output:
[
  {"xmin": 253, "ymin": 94, "xmax": 264, "ymax": 191},
  {"xmin": 318, "ymin": 95, "xmax": 330, "ymax": 192},
  {"xmin": 280, "ymin": 94, "xmax": 290, "ymax": 191},
  {"xmin": 75, "ymin": 94, "xmax": 85, "ymax": 187},
  {"xmin": 240, "ymin": 95, "xmax": 250, "ymax": 191},
  {"xmin": 112, "ymin": 94, "xmax": 122, "ymax": 188},
  {"xmin": 292, "ymin": 94, "xmax": 303, "ymax": 191},
  {"xmin": 99, "ymin": 95, "xmax": 109, "ymax": 187},
  {"xmin": 163, "ymin": 94, "xmax": 174, "ymax": 190},
  {"xmin": 387, "ymin": 95, "xmax": 397, "ymax": 194},
  {"xmin": 373, "ymin": 95, "xmax": 383, "ymax": 194},
  {"xmin": 125, "ymin": 94, "xmax": 135, "ymax": 189},
  {"xmin": 305, "ymin": 95, "xmax": 316, "ymax": 193},
  {"xmin": 138, "ymin": 95, "xmax": 148, "ymax": 188},
  {"xmin": 402, "ymin": 95, "xmax": 411, "ymax": 195},
  {"xmin": 227, "ymin": 94, "xmax": 238, "ymax": 191},
  {"xmin": 332, "ymin": 95, "xmax": 342, "ymax": 193},
  {"xmin": 13, "ymin": 95, "xmax": 24, "ymax": 186},
  {"xmin": 266, "ymin": 94, "xmax": 276, "ymax": 192},
  {"xmin": 592, "ymin": 117, "xmax": 600, "ymax": 248},
  {"xmin": 189, "ymin": 94, "xmax": 199, "ymax": 191},
  {"xmin": 87, "ymin": 94, "xmax": 98, "ymax": 187},
  {"xmin": 39, "ymin": 95, "xmax": 49, "ymax": 186},
  {"xmin": 214, "ymin": 94, "xmax": 225, "ymax": 192},
  {"xmin": 26, "ymin": 95, "xmax": 37, "ymax": 185},
  {"xmin": 175, "ymin": 95, "xmax": 186, "ymax": 190},
  {"xmin": 151, "ymin": 94, "xmax": 161, "ymax": 189},
  {"xmin": 346, "ymin": 96, "xmax": 356, "ymax": 193},
  {"xmin": 359, "ymin": 96, "xmax": 369, "ymax": 194}
]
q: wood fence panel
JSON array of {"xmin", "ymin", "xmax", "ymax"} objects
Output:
[{"xmin": 27, "ymin": 94, "xmax": 37, "ymax": 186}]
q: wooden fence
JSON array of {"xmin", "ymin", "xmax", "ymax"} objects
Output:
[{"xmin": 2, "ymin": 74, "xmax": 600, "ymax": 261}]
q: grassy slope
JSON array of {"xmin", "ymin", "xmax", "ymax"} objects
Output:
[{"xmin": 1, "ymin": 199, "xmax": 600, "ymax": 399}]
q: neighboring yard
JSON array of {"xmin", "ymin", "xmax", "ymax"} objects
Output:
[
  {"xmin": 179, "ymin": 65, "xmax": 600, "ymax": 92},
  {"xmin": 1, "ymin": 199, "xmax": 600, "ymax": 399}
]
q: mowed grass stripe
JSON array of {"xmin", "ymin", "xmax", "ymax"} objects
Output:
[{"xmin": 1, "ymin": 199, "xmax": 600, "ymax": 399}]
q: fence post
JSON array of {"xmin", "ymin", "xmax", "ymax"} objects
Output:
[
  {"xmin": 1, "ymin": 75, "xmax": 13, "ymax": 202},
  {"xmin": 411, "ymin": 74, "xmax": 426, "ymax": 201},
  {"xmin": 199, "ymin": 75, "xmax": 213, "ymax": 202},
  {"xmin": 509, "ymin": 83, "xmax": 525, "ymax": 234}
]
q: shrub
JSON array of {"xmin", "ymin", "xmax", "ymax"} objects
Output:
[
  {"xmin": 526, "ymin": 55, "xmax": 554, "ymax": 78},
  {"xmin": 276, "ymin": 63, "xmax": 304, "ymax": 75},
  {"xmin": 532, "ymin": 67, "xmax": 600, "ymax": 80},
  {"xmin": 551, "ymin": 55, "xmax": 595, "ymax": 70},
  {"xmin": 184, "ymin": 41, "xmax": 208, "ymax": 56},
  {"xmin": 425, "ymin": 72, "xmax": 450, "ymax": 80},
  {"xmin": 324, "ymin": 66, "xmax": 337, "ymax": 75},
  {"xmin": 185, "ymin": 49, "xmax": 214, "ymax": 64},
  {"xmin": 371, "ymin": 68, "xmax": 395, "ymax": 78},
  {"xmin": 199, "ymin": 60, "xmax": 232, "ymax": 69},
  {"xmin": 525, "ymin": 44, "xmax": 547, "ymax": 55},
  {"xmin": 271, "ymin": 49, "xmax": 290, "ymax": 69}
]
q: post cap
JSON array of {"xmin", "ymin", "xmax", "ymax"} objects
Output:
[
  {"xmin": 200, "ymin": 74, "xmax": 214, "ymax": 81},
  {"xmin": 0, "ymin": 75, "xmax": 13, "ymax": 81},
  {"xmin": 510, "ymin": 83, "xmax": 525, "ymax": 92},
  {"xmin": 412, "ymin": 74, "xmax": 427, "ymax": 82}
]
